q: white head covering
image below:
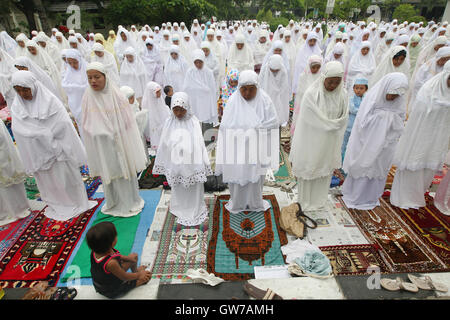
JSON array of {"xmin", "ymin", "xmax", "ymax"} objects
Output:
[
  {"xmin": 114, "ymin": 27, "xmax": 138, "ymax": 62},
  {"xmin": 293, "ymin": 33, "xmax": 322, "ymax": 93},
  {"xmin": 347, "ymin": 41, "xmax": 376, "ymax": 88},
  {"xmin": 0, "ymin": 48, "xmax": 17, "ymax": 106},
  {"xmin": 227, "ymin": 34, "xmax": 254, "ymax": 72},
  {"xmin": 290, "ymin": 61, "xmax": 348, "ymax": 180},
  {"xmin": 0, "ymin": 31, "xmax": 18, "ymax": 58},
  {"xmin": 81, "ymin": 62, "xmax": 148, "ymax": 184},
  {"xmin": 91, "ymin": 43, "xmax": 120, "ymax": 85},
  {"xmin": 153, "ymin": 91, "xmax": 212, "ymax": 188},
  {"xmin": 343, "ymin": 72, "xmax": 409, "ymax": 179},
  {"xmin": 119, "ymin": 46, "xmax": 148, "ymax": 99},
  {"xmin": 164, "ymin": 45, "xmax": 189, "ymax": 92},
  {"xmin": 11, "ymin": 70, "xmax": 87, "ymax": 174},
  {"xmin": 370, "ymin": 46, "xmax": 410, "ymax": 87}
]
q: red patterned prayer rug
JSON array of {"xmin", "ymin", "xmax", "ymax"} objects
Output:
[
  {"xmin": 384, "ymin": 195, "xmax": 450, "ymax": 269},
  {"xmin": 337, "ymin": 196, "xmax": 449, "ymax": 274},
  {"xmin": 0, "ymin": 212, "xmax": 38, "ymax": 261},
  {"xmin": 319, "ymin": 244, "xmax": 390, "ymax": 276},
  {"xmin": 0, "ymin": 199, "xmax": 103, "ymax": 288},
  {"xmin": 207, "ymin": 194, "xmax": 288, "ymax": 281}
]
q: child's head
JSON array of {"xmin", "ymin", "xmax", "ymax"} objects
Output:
[
  {"xmin": 120, "ymin": 86, "xmax": 136, "ymax": 104},
  {"xmin": 86, "ymin": 221, "xmax": 118, "ymax": 254},
  {"xmin": 164, "ymin": 85, "xmax": 173, "ymax": 97},
  {"xmin": 353, "ymin": 78, "xmax": 368, "ymax": 97},
  {"xmin": 171, "ymin": 92, "xmax": 189, "ymax": 119}
]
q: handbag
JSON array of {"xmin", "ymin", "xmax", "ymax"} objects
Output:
[{"xmin": 279, "ymin": 202, "xmax": 317, "ymax": 239}]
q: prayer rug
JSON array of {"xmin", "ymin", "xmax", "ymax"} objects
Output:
[
  {"xmin": 384, "ymin": 195, "xmax": 450, "ymax": 269},
  {"xmin": 207, "ymin": 194, "xmax": 288, "ymax": 281},
  {"xmin": 0, "ymin": 199, "xmax": 103, "ymax": 288},
  {"xmin": 59, "ymin": 190, "xmax": 161, "ymax": 284},
  {"xmin": 319, "ymin": 244, "xmax": 390, "ymax": 276},
  {"xmin": 0, "ymin": 212, "xmax": 37, "ymax": 261},
  {"xmin": 274, "ymin": 147, "xmax": 295, "ymax": 183},
  {"xmin": 138, "ymin": 156, "xmax": 166, "ymax": 189},
  {"xmin": 337, "ymin": 196, "xmax": 449, "ymax": 274},
  {"xmin": 151, "ymin": 197, "xmax": 215, "ymax": 283}
]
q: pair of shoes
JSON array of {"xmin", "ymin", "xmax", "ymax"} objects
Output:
[
  {"xmin": 243, "ymin": 282, "xmax": 283, "ymax": 300},
  {"xmin": 407, "ymin": 274, "xmax": 448, "ymax": 293},
  {"xmin": 186, "ymin": 269, "xmax": 224, "ymax": 286},
  {"xmin": 279, "ymin": 181, "xmax": 297, "ymax": 192},
  {"xmin": 287, "ymin": 263, "xmax": 333, "ymax": 279},
  {"xmin": 380, "ymin": 277, "xmax": 419, "ymax": 293},
  {"xmin": 50, "ymin": 287, "xmax": 78, "ymax": 300}
]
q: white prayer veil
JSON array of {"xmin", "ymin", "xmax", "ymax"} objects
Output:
[
  {"xmin": 153, "ymin": 91, "xmax": 212, "ymax": 187},
  {"xmin": 343, "ymin": 72, "xmax": 409, "ymax": 179},
  {"xmin": 370, "ymin": 46, "xmax": 410, "ymax": 87},
  {"xmin": 81, "ymin": 62, "xmax": 148, "ymax": 184}
]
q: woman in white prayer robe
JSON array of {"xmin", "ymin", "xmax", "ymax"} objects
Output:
[
  {"xmin": 290, "ymin": 61, "xmax": 348, "ymax": 211},
  {"xmin": 258, "ymin": 54, "xmax": 290, "ymax": 126},
  {"xmin": 0, "ymin": 31, "xmax": 17, "ymax": 58},
  {"xmin": 153, "ymin": 92, "xmax": 212, "ymax": 226},
  {"xmin": 227, "ymin": 34, "xmax": 255, "ymax": 73},
  {"xmin": 370, "ymin": 46, "xmax": 410, "ymax": 87},
  {"xmin": 25, "ymin": 40, "xmax": 61, "ymax": 91},
  {"xmin": 0, "ymin": 119, "xmax": 31, "ymax": 226},
  {"xmin": 11, "ymin": 71, "xmax": 96, "ymax": 221},
  {"xmin": 14, "ymin": 56, "xmax": 62, "ymax": 102},
  {"xmin": 0, "ymin": 48, "xmax": 17, "ymax": 107},
  {"xmin": 346, "ymin": 41, "xmax": 376, "ymax": 91},
  {"xmin": 253, "ymin": 30, "xmax": 272, "ymax": 72},
  {"xmin": 324, "ymin": 42, "xmax": 346, "ymax": 68},
  {"xmin": 15, "ymin": 33, "xmax": 29, "ymax": 57},
  {"xmin": 54, "ymin": 32, "xmax": 70, "ymax": 51},
  {"xmin": 215, "ymin": 70, "xmax": 279, "ymax": 214},
  {"xmin": 159, "ymin": 30, "xmax": 173, "ymax": 64},
  {"xmin": 181, "ymin": 31, "xmax": 198, "ymax": 65},
  {"xmin": 140, "ymin": 81, "xmax": 171, "ymax": 151},
  {"xmin": 119, "ymin": 46, "xmax": 148, "ymax": 103},
  {"xmin": 374, "ymin": 32, "xmax": 395, "ymax": 64},
  {"xmin": 91, "ymin": 43, "xmax": 120, "ymax": 85},
  {"xmin": 114, "ymin": 28, "xmax": 138, "ymax": 64},
  {"xmin": 292, "ymin": 32, "xmax": 322, "ymax": 95},
  {"xmin": 390, "ymin": 62, "xmax": 450, "ymax": 209},
  {"xmin": 82, "ymin": 62, "xmax": 147, "ymax": 217},
  {"xmin": 164, "ymin": 45, "xmax": 188, "ymax": 92},
  {"xmin": 200, "ymin": 41, "xmax": 220, "ymax": 90},
  {"xmin": 342, "ymin": 72, "xmax": 409, "ymax": 210},
  {"xmin": 182, "ymin": 49, "xmax": 218, "ymax": 126},
  {"xmin": 141, "ymin": 38, "xmax": 164, "ymax": 87},
  {"xmin": 35, "ymin": 32, "xmax": 62, "ymax": 70},
  {"xmin": 62, "ymin": 49, "xmax": 88, "ymax": 138},
  {"xmin": 414, "ymin": 36, "xmax": 447, "ymax": 74}
]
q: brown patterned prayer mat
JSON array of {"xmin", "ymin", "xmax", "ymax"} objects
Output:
[
  {"xmin": 319, "ymin": 245, "xmax": 390, "ymax": 276},
  {"xmin": 383, "ymin": 195, "xmax": 450, "ymax": 269},
  {"xmin": 207, "ymin": 194, "xmax": 288, "ymax": 281},
  {"xmin": 337, "ymin": 196, "xmax": 449, "ymax": 274}
]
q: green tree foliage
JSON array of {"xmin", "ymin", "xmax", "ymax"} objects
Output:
[{"xmin": 392, "ymin": 4, "xmax": 418, "ymax": 23}]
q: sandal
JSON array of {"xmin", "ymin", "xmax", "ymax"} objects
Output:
[
  {"xmin": 50, "ymin": 287, "xmax": 78, "ymax": 300},
  {"xmin": 408, "ymin": 274, "xmax": 448, "ymax": 293},
  {"xmin": 380, "ymin": 277, "xmax": 419, "ymax": 293},
  {"xmin": 243, "ymin": 282, "xmax": 283, "ymax": 300},
  {"xmin": 186, "ymin": 269, "xmax": 224, "ymax": 287}
]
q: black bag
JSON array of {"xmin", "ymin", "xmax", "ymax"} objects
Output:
[{"xmin": 204, "ymin": 174, "xmax": 227, "ymax": 192}]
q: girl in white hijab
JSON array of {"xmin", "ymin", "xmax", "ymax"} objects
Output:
[
  {"xmin": 346, "ymin": 41, "xmax": 376, "ymax": 91},
  {"xmin": 258, "ymin": 54, "xmax": 290, "ymax": 126},
  {"xmin": 227, "ymin": 34, "xmax": 255, "ymax": 73},
  {"xmin": 159, "ymin": 30, "xmax": 173, "ymax": 64},
  {"xmin": 153, "ymin": 92, "xmax": 212, "ymax": 226},
  {"xmin": 391, "ymin": 62, "xmax": 450, "ymax": 209},
  {"xmin": 215, "ymin": 70, "xmax": 279, "ymax": 214},
  {"xmin": 292, "ymin": 32, "xmax": 322, "ymax": 95},
  {"xmin": 200, "ymin": 41, "xmax": 220, "ymax": 90},
  {"xmin": 11, "ymin": 71, "xmax": 96, "ymax": 221},
  {"xmin": 181, "ymin": 31, "xmax": 198, "ymax": 64},
  {"xmin": 291, "ymin": 55, "xmax": 323, "ymax": 136},
  {"xmin": 0, "ymin": 48, "xmax": 17, "ymax": 107},
  {"xmin": 414, "ymin": 36, "xmax": 447, "ymax": 74},
  {"xmin": 182, "ymin": 49, "xmax": 218, "ymax": 126},
  {"xmin": 342, "ymin": 72, "xmax": 409, "ymax": 210},
  {"xmin": 140, "ymin": 81, "xmax": 171, "ymax": 150},
  {"xmin": 15, "ymin": 33, "xmax": 29, "ymax": 57},
  {"xmin": 62, "ymin": 49, "xmax": 88, "ymax": 137},
  {"xmin": 370, "ymin": 46, "xmax": 410, "ymax": 87},
  {"xmin": 0, "ymin": 31, "xmax": 17, "ymax": 58},
  {"xmin": 164, "ymin": 45, "xmax": 188, "ymax": 92},
  {"xmin": 141, "ymin": 38, "xmax": 164, "ymax": 87},
  {"xmin": 54, "ymin": 32, "xmax": 70, "ymax": 51},
  {"xmin": 114, "ymin": 28, "xmax": 138, "ymax": 64},
  {"xmin": 253, "ymin": 30, "xmax": 271, "ymax": 71},
  {"xmin": 119, "ymin": 46, "xmax": 148, "ymax": 103},
  {"xmin": 0, "ymin": 119, "xmax": 31, "ymax": 226},
  {"xmin": 91, "ymin": 43, "xmax": 120, "ymax": 85},
  {"xmin": 324, "ymin": 42, "xmax": 346, "ymax": 67},
  {"xmin": 14, "ymin": 56, "xmax": 62, "ymax": 102},
  {"xmin": 374, "ymin": 32, "xmax": 395, "ymax": 64},
  {"xmin": 290, "ymin": 61, "xmax": 348, "ymax": 211},
  {"xmin": 35, "ymin": 32, "xmax": 62, "ymax": 70},
  {"xmin": 82, "ymin": 62, "xmax": 148, "ymax": 217}
]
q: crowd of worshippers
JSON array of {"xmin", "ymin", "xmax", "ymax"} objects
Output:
[{"xmin": 0, "ymin": 18, "xmax": 450, "ymax": 231}]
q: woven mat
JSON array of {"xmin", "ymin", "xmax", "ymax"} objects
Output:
[
  {"xmin": 337, "ymin": 196, "xmax": 449, "ymax": 274},
  {"xmin": 0, "ymin": 199, "xmax": 103, "ymax": 288},
  {"xmin": 207, "ymin": 194, "xmax": 288, "ymax": 281},
  {"xmin": 150, "ymin": 197, "xmax": 215, "ymax": 283}
]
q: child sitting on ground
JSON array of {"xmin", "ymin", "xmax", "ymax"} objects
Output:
[
  {"xmin": 86, "ymin": 221, "xmax": 151, "ymax": 299},
  {"xmin": 163, "ymin": 85, "xmax": 173, "ymax": 108},
  {"xmin": 341, "ymin": 77, "xmax": 368, "ymax": 161}
]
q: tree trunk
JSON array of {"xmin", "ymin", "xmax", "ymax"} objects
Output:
[{"xmin": 32, "ymin": 0, "xmax": 50, "ymax": 33}]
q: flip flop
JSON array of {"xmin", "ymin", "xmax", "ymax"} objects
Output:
[
  {"xmin": 380, "ymin": 277, "xmax": 419, "ymax": 293},
  {"xmin": 408, "ymin": 274, "xmax": 448, "ymax": 293},
  {"xmin": 243, "ymin": 282, "xmax": 283, "ymax": 300},
  {"xmin": 186, "ymin": 269, "xmax": 224, "ymax": 286}
]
